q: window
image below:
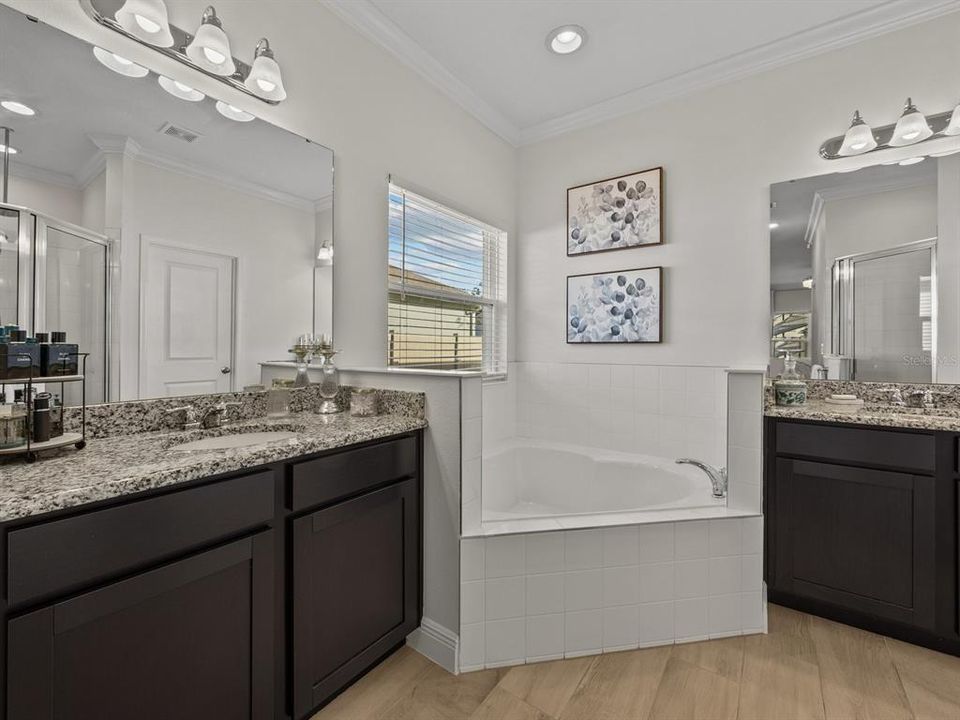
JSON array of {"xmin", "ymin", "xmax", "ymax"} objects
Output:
[
  {"xmin": 388, "ymin": 183, "xmax": 507, "ymax": 373},
  {"xmin": 771, "ymin": 312, "xmax": 810, "ymax": 358}
]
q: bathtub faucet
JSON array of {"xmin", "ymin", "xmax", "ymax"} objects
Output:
[{"xmin": 676, "ymin": 459, "xmax": 728, "ymax": 499}]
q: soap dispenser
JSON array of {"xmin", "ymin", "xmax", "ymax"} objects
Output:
[{"xmin": 774, "ymin": 354, "xmax": 807, "ymax": 406}]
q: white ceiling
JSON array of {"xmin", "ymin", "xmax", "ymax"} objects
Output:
[{"xmin": 326, "ymin": 0, "xmax": 960, "ymax": 145}]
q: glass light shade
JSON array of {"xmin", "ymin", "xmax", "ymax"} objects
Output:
[
  {"xmin": 158, "ymin": 76, "xmax": 205, "ymax": 102},
  {"xmin": 837, "ymin": 111, "xmax": 876, "ymax": 156},
  {"xmin": 943, "ymin": 104, "xmax": 960, "ymax": 137},
  {"xmin": 92, "ymin": 47, "xmax": 149, "ymax": 78},
  {"xmin": 889, "ymin": 98, "xmax": 932, "ymax": 146},
  {"xmin": 115, "ymin": 0, "xmax": 174, "ymax": 47},
  {"xmin": 244, "ymin": 44, "xmax": 286, "ymax": 101},
  {"xmin": 0, "ymin": 100, "xmax": 36, "ymax": 116},
  {"xmin": 215, "ymin": 100, "xmax": 254, "ymax": 122},
  {"xmin": 186, "ymin": 9, "xmax": 235, "ymax": 76}
]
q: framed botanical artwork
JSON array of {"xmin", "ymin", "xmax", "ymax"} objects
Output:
[
  {"xmin": 567, "ymin": 166, "xmax": 662, "ymax": 255},
  {"xmin": 567, "ymin": 267, "xmax": 662, "ymax": 344}
]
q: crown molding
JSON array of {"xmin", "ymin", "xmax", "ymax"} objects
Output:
[
  {"xmin": 323, "ymin": 0, "xmax": 960, "ymax": 147},
  {"xmin": 522, "ymin": 0, "xmax": 960, "ymax": 144},
  {"xmin": 7, "ymin": 161, "xmax": 79, "ymax": 190},
  {"xmin": 321, "ymin": 0, "xmax": 521, "ymax": 146}
]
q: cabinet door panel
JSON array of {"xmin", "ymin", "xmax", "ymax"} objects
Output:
[
  {"xmin": 7, "ymin": 533, "xmax": 274, "ymax": 720},
  {"xmin": 775, "ymin": 458, "xmax": 935, "ymax": 629},
  {"xmin": 292, "ymin": 478, "xmax": 419, "ymax": 719}
]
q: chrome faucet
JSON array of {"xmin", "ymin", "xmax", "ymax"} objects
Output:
[
  {"xmin": 877, "ymin": 388, "xmax": 905, "ymax": 407},
  {"xmin": 200, "ymin": 401, "xmax": 243, "ymax": 429},
  {"xmin": 165, "ymin": 405, "xmax": 200, "ymax": 431},
  {"xmin": 908, "ymin": 388, "xmax": 944, "ymax": 410},
  {"xmin": 676, "ymin": 458, "xmax": 728, "ymax": 498}
]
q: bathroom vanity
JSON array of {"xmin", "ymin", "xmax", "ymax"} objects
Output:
[
  {"xmin": 0, "ymin": 416, "xmax": 424, "ymax": 720},
  {"xmin": 764, "ymin": 405, "xmax": 960, "ymax": 657}
]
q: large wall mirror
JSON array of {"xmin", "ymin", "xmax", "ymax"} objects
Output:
[
  {"xmin": 0, "ymin": 4, "xmax": 333, "ymax": 406},
  {"xmin": 770, "ymin": 155, "xmax": 960, "ymax": 384}
]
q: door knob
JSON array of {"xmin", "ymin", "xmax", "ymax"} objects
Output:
[{"xmin": 220, "ymin": 366, "xmax": 231, "ymax": 374}]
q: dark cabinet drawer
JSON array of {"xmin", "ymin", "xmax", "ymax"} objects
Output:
[
  {"xmin": 7, "ymin": 470, "xmax": 275, "ymax": 608},
  {"xmin": 773, "ymin": 458, "xmax": 936, "ymax": 630},
  {"xmin": 291, "ymin": 477, "xmax": 420, "ymax": 718},
  {"xmin": 7, "ymin": 533, "xmax": 274, "ymax": 720},
  {"xmin": 776, "ymin": 421, "xmax": 934, "ymax": 473},
  {"xmin": 290, "ymin": 435, "xmax": 417, "ymax": 511}
]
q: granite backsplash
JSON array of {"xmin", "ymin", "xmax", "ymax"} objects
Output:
[
  {"xmin": 765, "ymin": 378, "xmax": 960, "ymax": 408},
  {"xmin": 63, "ymin": 385, "xmax": 425, "ymax": 439}
]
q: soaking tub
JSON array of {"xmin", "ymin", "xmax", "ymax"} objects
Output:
[{"xmin": 482, "ymin": 438, "xmax": 721, "ymax": 522}]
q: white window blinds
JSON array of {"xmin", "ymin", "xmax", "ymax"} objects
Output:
[{"xmin": 388, "ymin": 183, "xmax": 507, "ymax": 374}]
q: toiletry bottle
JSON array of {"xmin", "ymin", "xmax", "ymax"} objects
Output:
[
  {"xmin": 42, "ymin": 331, "xmax": 79, "ymax": 376},
  {"xmin": 50, "ymin": 393, "xmax": 64, "ymax": 438},
  {"xmin": 0, "ymin": 389, "xmax": 27, "ymax": 449},
  {"xmin": 32, "ymin": 392, "xmax": 51, "ymax": 443}
]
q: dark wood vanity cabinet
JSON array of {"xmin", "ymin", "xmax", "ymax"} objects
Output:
[
  {"xmin": 766, "ymin": 418, "xmax": 959, "ymax": 656},
  {"xmin": 0, "ymin": 430, "xmax": 423, "ymax": 720}
]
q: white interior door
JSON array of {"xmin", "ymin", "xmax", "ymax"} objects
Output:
[{"xmin": 141, "ymin": 239, "xmax": 235, "ymax": 399}]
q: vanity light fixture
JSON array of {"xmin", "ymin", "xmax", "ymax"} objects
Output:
[
  {"xmin": 889, "ymin": 98, "xmax": 932, "ymax": 146},
  {"xmin": 244, "ymin": 39, "xmax": 286, "ymax": 102},
  {"xmin": 0, "ymin": 100, "xmax": 36, "ymax": 117},
  {"xmin": 215, "ymin": 100, "xmax": 254, "ymax": 122},
  {"xmin": 158, "ymin": 76, "xmax": 205, "ymax": 102},
  {"xmin": 185, "ymin": 6, "xmax": 235, "ymax": 76},
  {"xmin": 114, "ymin": 0, "xmax": 173, "ymax": 47},
  {"xmin": 93, "ymin": 46, "xmax": 149, "ymax": 77},
  {"xmin": 547, "ymin": 25, "xmax": 586, "ymax": 55},
  {"xmin": 82, "ymin": 0, "xmax": 287, "ymax": 105},
  {"xmin": 820, "ymin": 97, "xmax": 954, "ymax": 160},
  {"xmin": 837, "ymin": 111, "xmax": 877, "ymax": 156}
]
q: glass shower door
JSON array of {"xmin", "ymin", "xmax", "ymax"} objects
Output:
[
  {"xmin": 840, "ymin": 242, "xmax": 935, "ymax": 382},
  {"xmin": 38, "ymin": 221, "xmax": 108, "ymax": 404}
]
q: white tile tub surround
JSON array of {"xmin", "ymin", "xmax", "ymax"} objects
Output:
[
  {"xmin": 726, "ymin": 370, "xmax": 765, "ymax": 514},
  {"xmin": 507, "ymin": 362, "xmax": 728, "ymax": 467},
  {"xmin": 461, "ymin": 376, "xmax": 484, "ymax": 535},
  {"xmin": 458, "ymin": 517, "xmax": 765, "ymax": 672}
]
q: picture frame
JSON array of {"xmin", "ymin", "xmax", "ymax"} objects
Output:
[
  {"xmin": 567, "ymin": 266, "xmax": 663, "ymax": 344},
  {"xmin": 567, "ymin": 166, "xmax": 663, "ymax": 256}
]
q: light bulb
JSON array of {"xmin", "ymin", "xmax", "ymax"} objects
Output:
[
  {"xmin": 244, "ymin": 39, "xmax": 286, "ymax": 101},
  {"xmin": 186, "ymin": 7, "xmax": 236, "ymax": 76},
  {"xmin": 158, "ymin": 75, "xmax": 205, "ymax": 102},
  {"xmin": 547, "ymin": 25, "xmax": 586, "ymax": 55},
  {"xmin": 115, "ymin": 0, "xmax": 174, "ymax": 47},
  {"xmin": 837, "ymin": 110, "xmax": 876, "ymax": 156},
  {"xmin": 215, "ymin": 100, "xmax": 254, "ymax": 122},
  {"xmin": 92, "ymin": 47, "xmax": 149, "ymax": 77},
  {"xmin": 890, "ymin": 98, "xmax": 932, "ymax": 146}
]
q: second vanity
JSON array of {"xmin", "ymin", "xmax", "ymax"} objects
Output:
[
  {"xmin": 765, "ymin": 398, "xmax": 960, "ymax": 657},
  {"xmin": 0, "ymin": 398, "xmax": 425, "ymax": 720}
]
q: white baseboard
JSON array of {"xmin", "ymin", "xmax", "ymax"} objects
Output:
[{"xmin": 407, "ymin": 617, "xmax": 458, "ymax": 673}]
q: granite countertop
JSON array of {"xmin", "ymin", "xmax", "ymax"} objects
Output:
[
  {"xmin": 766, "ymin": 399, "xmax": 960, "ymax": 432},
  {"xmin": 0, "ymin": 412, "xmax": 426, "ymax": 523}
]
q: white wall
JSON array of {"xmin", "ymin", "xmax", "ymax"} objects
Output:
[
  {"xmin": 515, "ymin": 12, "xmax": 960, "ymax": 370},
  {"xmin": 7, "ymin": 173, "xmax": 83, "ymax": 225},
  {"xmin": 4, "ymin": 0, "xmax": 518, "ymax": 371}
]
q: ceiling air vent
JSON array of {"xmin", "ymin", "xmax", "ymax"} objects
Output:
[{"xmin": 158, "ymin": 122, "xmax": 202, "ymax": 143}]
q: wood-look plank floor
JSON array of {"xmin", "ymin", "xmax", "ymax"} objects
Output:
[{"xmin": 313, "ymin": 605, "xmax": 960, "ymax": 720}]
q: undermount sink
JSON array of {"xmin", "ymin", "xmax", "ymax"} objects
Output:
[{"xmin": 174, "ymin": 431, "xmax": 300, "ymax": 452}]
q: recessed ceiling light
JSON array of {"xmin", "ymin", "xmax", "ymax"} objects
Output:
[
  {"xmin": 158, "ymin": 75, "xmax": 205, "ymax": 102},
  {"xmin": 899, "ymin": 156, "xmax": 925, "ymax": 166},
  {"xmin": 215, "ymin": 100, "xmax": 254, "ymax": 122},
  {"xmin": 1, "ymin": 100, "xmax": 36, "ymax": 116},
  {"xmin": 93, "ymin": 46, "xmax": 149, "ymax": 77},
  {"xmin": 0, "ymin": 144, "xmax": 18, "ymax": 155},
  {"xmin": 769, "ymin": 222, "xmax": 779, "ymax": 230},
  {"xmin": 546, "ymin": 25, "xmax": 586, "ymax": 55}
]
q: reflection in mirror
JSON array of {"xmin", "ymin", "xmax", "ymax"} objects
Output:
[
  {"xmin": 0, "ymin": 4, "xmax": 333, "ymax": 405},
  {"xmin": 770, "ymin": 156, "xmax": 957, "ymax": 383}
]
